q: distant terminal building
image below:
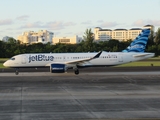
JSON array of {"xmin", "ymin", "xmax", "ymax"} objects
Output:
[
  {"xmin": 52, "ymin": 35, "xmax": 82, "ymax": 44},
  {"xmin": 94, "ymin": 25, "xmax": 154, "ymax": 42},
  {"xmin": 17, "ymin": 30, "xmax": 54, "ymax": 44}
]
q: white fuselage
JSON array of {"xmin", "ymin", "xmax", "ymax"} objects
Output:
[{"xmin": 3, "ymin": 51, "xmax": 155, "ymax": 68}]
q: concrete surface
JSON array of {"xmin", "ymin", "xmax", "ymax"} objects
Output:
[{"xmin": 0, "ymin": 71, "xmax": 160, "ymax": 120}]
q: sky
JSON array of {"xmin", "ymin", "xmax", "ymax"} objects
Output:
[{"xmin": 0, "ymin": 0, "xmax": 160, "ymax": 40}]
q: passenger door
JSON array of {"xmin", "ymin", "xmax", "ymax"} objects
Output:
[
  {"xmin": 118, "ymin": 54, "xmax": 123, "ymax": 62},
  {"xmin": 21, "ymin": 55, "xmax": 27, "ymax": 64}
]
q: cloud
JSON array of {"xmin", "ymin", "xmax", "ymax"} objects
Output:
[
  {"xmin": 46, "ymin": 21, "xmax": 76, "ymax": 30},
  {"xmin": 54, "ymin": 32, "xmax": 61, "ymax": 36},
  {"xmin": 98, "ymin": 21, "xmax": 119, "ymax": 28},
  {"xmin": 65, "ymin": 32, "xmax": 73, "ymax": 35},
  {"xmin": 132, "ymin": 20, "xmax": 146, "ymax": 26},
  {"xmin": 97, "ymin": 20, "xmax": 104, "ymax": 23},
  {"xmin": 16, "ymin": 15, "xmax": 29, "ymax": 21},
  {"xmin": 45, "ymin": 21, "xmax": 64, "ymax": 30},
  {"xmin": 81, "ymin": 20, "xmax": 92, "ymax": 25},
  {"xmin": 20, "ymin": 21, "xmax": 76, "ymax": 30},
  {"xmin": 74, "ymin": 31, "xmax": 83, "ymax": 36},
  {"xmin": 132, "ymin": 19, "xmax": 160, "ymax": 26},
  {"xmin": 5, "ymin": 28, "xmax": 14, "ymax": 30},
  {"xmin": 63, "ymin": 22, "xmax": 76, "ymax": 26},
  {"xmin": 0, "ymin": 19, "xmax": 13, "ymax": 25},
  {"xmin": 20, "ymin": 22, "xmax": 42, "ymax": 28}
]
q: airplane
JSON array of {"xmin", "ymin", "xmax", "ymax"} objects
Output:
[{"xmin": 3, "ymin": 28, "xmax": 154, "ymax": 75}]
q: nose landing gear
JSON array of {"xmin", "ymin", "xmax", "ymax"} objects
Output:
[{"xmin": 15, "ymin": 68, "xmax": 19, "ymax": 75}]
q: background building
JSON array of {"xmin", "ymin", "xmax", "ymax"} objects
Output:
[
  {"xmin": 17, "ymin": 30, "xmax": 53, "ymax": 44},
  {"xmin": 52, "ymin": 35, "xmax": 82, "ymax": 44},
  {"xmin": 16, "ymin": 25, "xmax": 154, "ymax": 44},
  {"xmin": 94, "ymin": 25, "xmax": 154, "ymax": 42}
]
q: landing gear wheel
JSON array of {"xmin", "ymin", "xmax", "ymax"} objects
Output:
[
  {"xmin": 15, "ymin": 71, "xmax": 19, "ymax": 75},
  {"xmin": 15, "ymin": 69, "xmax": 19, "ymax": 75},
  {"xmin": 74, "ymin": 69, "xmax": 79, "ymax": 75}
]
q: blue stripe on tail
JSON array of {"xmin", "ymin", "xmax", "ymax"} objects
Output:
[{"xmin": 122, "ymin": 29, "xmax": 150, "ymax": 52}]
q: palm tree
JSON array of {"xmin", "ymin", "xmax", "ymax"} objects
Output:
[{"xmin": 83, "ymin": 28, "xmax": 94, "ymax": 52}]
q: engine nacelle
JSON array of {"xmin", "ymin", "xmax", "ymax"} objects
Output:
[{"xmin": 50, "ymin": 64, "xmax": 66, "ymax": 73}]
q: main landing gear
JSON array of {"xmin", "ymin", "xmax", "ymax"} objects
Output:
[
  {"xmin": 73, "ymin": 66, "xmax": 79, "ymax": 75},
  {"xmin": 74, "ymin": 69, "xmax": 79, "ymax": 75},
  {"xmin": 15, "ymin": 68, "xmax": 19, "ymax": 75}
]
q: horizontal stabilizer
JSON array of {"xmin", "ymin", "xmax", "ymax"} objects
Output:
[{"xmin": 133, "ymin": 53, "xmax": 154, "ymax": 58}]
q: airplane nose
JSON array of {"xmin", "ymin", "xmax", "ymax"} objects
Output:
[
  {"xmin": 3, "ymin": 62, "xmax": 6, "ymax": 67},
  {"xmin": 3, "ymin": 61, "xmax": 9, "ymax": 67}
]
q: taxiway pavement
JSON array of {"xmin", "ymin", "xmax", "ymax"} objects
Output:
[
  {"xmin": 1, "ymin": 66, "xmax": 160, "ymax": 73},
  {"xmin": 0, "ymin": 70, "xmax": 160, "ymax": 120}
]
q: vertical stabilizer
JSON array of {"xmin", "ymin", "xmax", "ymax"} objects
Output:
[{"xmin": 122, "ymin": 29, "xmax": 150, "ymax": 52}]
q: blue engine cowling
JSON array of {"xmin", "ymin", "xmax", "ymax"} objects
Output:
[{"xmin": 50, "ymin": 64, "xmax": 66, "ymax": 73}]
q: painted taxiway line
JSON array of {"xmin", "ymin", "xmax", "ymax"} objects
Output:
[{"xmin": 0, "ymin": 71, "xmax": 160, "ymax": 76}]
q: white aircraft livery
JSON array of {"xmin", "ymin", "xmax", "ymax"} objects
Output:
[{"xmin": 3, "ymin": 29, "xmax": 154, "ymax": 75}]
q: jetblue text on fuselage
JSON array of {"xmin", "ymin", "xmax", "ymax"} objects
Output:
[{"xmin": 29, "ymin": 55, "xmax": 54, "ymax": 63}]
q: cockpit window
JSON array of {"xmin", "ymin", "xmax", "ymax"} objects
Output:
[{"xmin": 10, "ymin": 58, "xmax": 15, "ymax": 60}]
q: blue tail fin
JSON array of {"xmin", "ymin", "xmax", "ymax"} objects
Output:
[{"xmin": 122, "ymin": 29, "xmax": 150, "ymax": 52}]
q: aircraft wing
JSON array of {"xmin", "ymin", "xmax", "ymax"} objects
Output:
[
  {"xmin": 45, "ymin": 51, "xmax": 102, "ymax": 66},
  {"xmin": 65, "ymin": 51, "xmax": 102, "ymax": 64}
]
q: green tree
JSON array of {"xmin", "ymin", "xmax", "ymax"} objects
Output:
[
  {"xmin": 147, "ymin": 29, "xmax": 155, "ymax": 46},
  {"xmin": 44, "ymin": 42, "xmax": 52, "ymax": 52},
  {"xmin": 154, "ymin": 28, "xmax": 160, "ymax": 45},
  {"xmin": 83, "ymin": 28, "xmax": 94, "ymax": 52},
  {"xmin": 107, "ymin": 39, "xmax": 119, "ymax": 51},
  {"xmin": 7, "ymin": 37, "xmax": 17, "ymax": 44},
  {"xmin": 75, "ymin": 41, "xmax": 85, "ymax": 52},
  {"xmin": 0, "ymin": 41, "xmax": 6, "ymax": 57}
]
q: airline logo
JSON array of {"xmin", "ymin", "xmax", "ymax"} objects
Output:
[
  {"xmin": 29, "ymin": 55, "xmax": 54, "ymax": 63},
  {"xmin": 129, "ymin": 44, "xmax": 145, "ymax": 50},
  {"xmin": 52, "ymin": 67, "xmax": 64, "ymax": 70}
]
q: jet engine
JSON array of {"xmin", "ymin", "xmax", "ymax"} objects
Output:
[{"xmin": 50, "ymin": 64, "xmax": 66, "ymax": 73}]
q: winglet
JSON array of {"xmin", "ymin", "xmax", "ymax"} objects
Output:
[{"xmin": 92, "ymin": 51, "xmax": 102, "ymax": 59}]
